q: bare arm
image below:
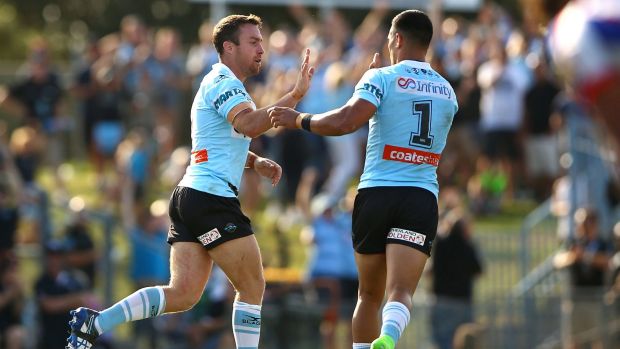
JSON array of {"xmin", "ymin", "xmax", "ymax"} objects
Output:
[
  {"xmin": 228, "ymin": 49, "xmax": 315, "ymax": 138},
  {"xmin": 269, "ymin": 97, "xmax": 377, "ymax": 136},
  {"xmin": 268, "ymin": 54, "xmax": 380, "ymax": 136}
]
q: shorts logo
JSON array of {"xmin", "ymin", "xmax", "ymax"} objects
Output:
[
  {"xmin": 224, "ymin": 223, "xmax": 237, "ymax": 233},
  {"xmin": 388, "ymin": 228, "xmax": 426, "ymax": 246},
  {"xmin": 197, "ymin": 228, "xmax": 221, "ymax": 246}
]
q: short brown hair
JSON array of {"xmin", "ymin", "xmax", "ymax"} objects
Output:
[{"xmin": 212, "ymin": 14, "xmax": 262, "ymax": 55}]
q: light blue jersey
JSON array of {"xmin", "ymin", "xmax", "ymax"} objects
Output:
[
  {"xmin": 353, "ymin": 60, "xmax": 458, "ymax": 198},
  {"xmin": 178, "ymin": 63, "xmax": 255, "ymax": 197}
]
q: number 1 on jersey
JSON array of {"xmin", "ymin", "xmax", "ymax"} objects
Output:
[{"xmin": 409, "ymin": 100, "xmax": 434, "ymax": 148}]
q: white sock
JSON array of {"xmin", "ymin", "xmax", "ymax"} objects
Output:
[
  {"xmin": 380, "ymin": 301, "xmax": 410, "ymax": 343},
  {"xmin": 353, "ymin": 343, "xmax": 371, "ymax": 349},
  {"xmin": 232, "ymin": 301, "xmax": 261, "ymax": 349},
  {"xmin": 96, "ymin": 286, "xmax": 165, "ymax": 333}
]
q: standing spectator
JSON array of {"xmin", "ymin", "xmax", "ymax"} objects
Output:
[
  {"xmin": 430, "ymin": 187, "xmax": 483, "ymax": 349},
  {"xmin": 0, "ymin": 257, "xmax": 24, "ymax": 349},
  {"xmin": 71, "ymin": 34, "xmax": 126, "ymax": 187},
  {"xmin": 138, "ymin": 27, "xmax": 186, "ymax": 160},
  {"xmin": 477, "ymin": 39, "xmax": 529, "ymax": 200},
  {"xmin": 0, "ymin": 131, "xmax": 21, "ymax": 258},
  {"xmin": 554, "ymin": 208, "xmax": 612, "ymax": 348},
  {"xmin": 301, "ymin": 193, "xmax": 357, "ymax": 349},
  {"xmin": 186, "ymin": 21, "xmax": 219, "ymax": 91},
  {"xmin": 0, "ymin": 39, "xmax": 67, "ymax": 176},
  {"xmin": 126, "ymin": 203, "xmax": 170, "ymax": 349},
  {"xmin": 63, "ymin": 214, "xmax": 97, "ymax": 289},
  {"xmin": 35, "ymin": 241, "xmax": 97, "ymax": 349},
  {"xmin": 522, "ymin": 58, "xmax": 561, "ymax": 200}
]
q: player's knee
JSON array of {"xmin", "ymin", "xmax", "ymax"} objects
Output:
[{"xmin": 167, "ymin": 283, "xmax": 204, "ymax": 311}]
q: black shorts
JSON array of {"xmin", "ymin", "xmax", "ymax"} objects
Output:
[
  {"xmin": 483, "ymin": 130, "xmax": 520, "ymax": 160},
  {"xmin": 167, "ymin": 186, "xmax": 253, "ymax": 249},
  {"xmin": 352, "ymin": 186, "xmax": 438, "ymax": 256}
]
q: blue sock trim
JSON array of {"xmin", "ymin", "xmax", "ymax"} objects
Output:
[
  {"xmin": 382, "ymin": 323, "xmax": 400, "ymax": 342},
  {"xmin": 144, "ymin": 287, "xmax": 162, "ymax": 316},
  {"xmin": 122, "ymin": 300, "xmax": 132, "ymax": 321},
  {"xmin": 139, "ymin": 291, "xmax": 147, "ymax": 319},
  {"xmin": 234, "ymin": 328, "xmax": 261, "ymax": 335}
]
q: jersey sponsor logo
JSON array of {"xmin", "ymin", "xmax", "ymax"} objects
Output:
[
  {"xmin": 359, "ymin": 82, "xmax": 383, "ymax": 100},
  {"xmin": 388, "ymin": 228, "xmax": 426, "ymax": 246},
  {"xmin": 191, "ymin": 149, "xmax": 208, "ymax": 164},
  {"xmin": 382, "ymin": 144, "xmax": 441, "ymax": 167},
  {"xmin": 197, "ymin": 228, "xmax": 221, "ymax": 246},
  {"xmin": 396, "ymin": 77, "xmax": 453, "ymax": 100},
  {"xmin": 213, "ymin": 88, "xmax": 248, "ymax": 110}
]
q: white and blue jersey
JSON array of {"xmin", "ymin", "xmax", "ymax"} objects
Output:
[
  {"xmin": 353, "ymin": 60, "xmax": 458, "ymax": 198},
  {"xmin": 178, "ymin": 63, "xmax": 255, "ymax": 197}
]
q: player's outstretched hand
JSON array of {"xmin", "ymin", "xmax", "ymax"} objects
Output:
[
  {"xmin": 253, "ymin": 157, "xmax": 282, "ymax": 186},
  {"xmin": 369, "ymin": 52, "xmax": 381, "ymax": 69},
  {"xmin": 268, "ymin": 106, "xmax": 300, "ymax": 129},
  {"xmin": 291, "ymin": 48, "xmax": 315, "ymax": 100}
]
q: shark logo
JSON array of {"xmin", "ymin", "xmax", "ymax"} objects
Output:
[{"xmin": 224, "ymin": 223, "xmax": 237, "ymax": 233}]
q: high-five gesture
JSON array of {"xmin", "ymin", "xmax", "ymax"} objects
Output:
[{"xmin": 291, "ymin": 48, "xmax": 315, "ymax": 100}]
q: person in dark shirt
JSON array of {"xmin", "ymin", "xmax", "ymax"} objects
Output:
[
  {"xmin": 554, "ymin": 207, "xmax": 611, "ymax": 348},
  {"xmin": 35, "ymin": 241, "xmax": 96, "ymax": 349},
  {"xmin": 0, "ymin": 256, "xmax": 24, "ymax": 349},
  {"xmin": 3, "ymin": 41, "xmax": 63, "ymax": 134},
  {"xmin": 63, "ymin": 215, "xmax": 97, "ymax": 288},
  {"xmin": 522, "ymin": 59, "xmax": 561, "ymax": 200},
  {"xmin": 430, "ymin": 187, "xmax": 483, "ymax": 349}
]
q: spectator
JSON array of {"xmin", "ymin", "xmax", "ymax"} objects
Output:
[
  {"xmin": 430, "ymin": 187, "xmax": 483, "ymax": 349},
  {"xmin": 186, "ymin": 21, "xmax": 219, "ymax": 91},
  {"xmin": 554, "ymin": 208, "xmax": 612, "ymax": 349},
  {"xmin": 0, "ymin": 39, "xmax": 68, "ymax": 178},
  {"xmin": 63, "ymin": 213, "xmax": 97, "ymax": 289},
  {"xmin": 71, "ymin": 34, "xmax": 126, "ymax": 187},
  {"xmin": 301, "ymin": 193, "xmax": 357, "ymax": 349},
  {"xmin": 35, "ymin": 241, "xmax": 98, "ymax": 349},
  {"xmin": 477, "ymin": 39, "xmax": 529, "ymax": 200},
  {"xmin": 0, "ymin": 256, "xmax": 24, "ymax": 349},
  {"xmin": 522, "ymin": 57, "xmax": 561, "ymax": 200}
]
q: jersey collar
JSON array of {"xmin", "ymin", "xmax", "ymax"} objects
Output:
[
  {"xmin": 399, "ymin": 60, "xmax": 431, "ymax": 69},
  {"xmin": 212, "ymin": 62, "xmax": 239, "ymax": 79}
]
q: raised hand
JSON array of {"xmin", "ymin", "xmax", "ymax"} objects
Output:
[
  {"xmin": 291, "ymin": 48, "xmax": 316, "ymax": 100},
  {"xmin": 268, "ymin": 106, "xmax": 300, "ymax": 129},
  {"xmin": 369, "ymin": 52, "xmax": 381, "ymax": 69},
  {"xmin": 253, "ymin": 157, "xmax": 282, "ymax": 186}
]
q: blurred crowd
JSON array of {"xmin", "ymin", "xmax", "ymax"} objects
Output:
[{"xmin": 0, "ymin": 2, "xmax": 619, "ymax": 349}]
